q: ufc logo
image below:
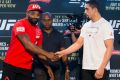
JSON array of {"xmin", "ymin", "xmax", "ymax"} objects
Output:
[
  {"xmin": 109, "ymin": 20, "xmax": 120, "ymax": 34},
  {"xmin": 109, "ymin": 20, "xmax": 120, "ymax": 30},
  {"xmin": 0, "ymin": 19, "xmax": 16, "ymax": 30},
  {"xmin": 32, "ymin": 5, "xmax": 40, "ymax": 9}
]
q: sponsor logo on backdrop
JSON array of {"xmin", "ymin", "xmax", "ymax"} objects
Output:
[
  {"xmin": 52, "ymin": 15, "xmax": 77, "ymax": 33},
  {"xmin": 110, "ymin": 20, "xmax": 120, "ymax": 55},
  {"xmin": 68, "ymin": 0, "xmax": 89, "ymax": 7},
  {"xmin": 29, "ymin": 0, "xmax": 51, "ymax": 3},
  {"xmin": 109, "ymin": 20, "xmax": 120, "ymax": 34},
  {"xmin": 0, "ymin": 0, "xmax": 16, "ymax": 8},
  {"xmin": 0, "ymin": 42, "xmax": 8, "ymax": 60},
  {"xmin": 109, "ymin": 69, "xmax": 120, "ymax": 79},
  {"xmin": 0, "ymin": 19, "xmax": 120, "ymax": 32},
  {"xmin": 105, "ymin": 1, "xmax": 120, "ymax": 11},
  {"xmin": 0, "ymin": 19, "xmax": 16, "ymax": 30}
]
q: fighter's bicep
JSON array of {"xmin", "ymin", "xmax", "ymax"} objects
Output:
[
  {"xmin": 17, "ymin": 34, "xmax": 30, "ymax": 48},
  {"xmin": 77, "ymin": 36, "xmax": 84, "ymax": 45}
]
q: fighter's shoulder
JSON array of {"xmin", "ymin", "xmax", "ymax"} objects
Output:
[
  {"xmin": 14, "ymin": 18, "xmax": 27, "ymax": 27},
  {"xmin": 82, "ymin": 20, "xmax": 91, "ymax": 28},
  {"xmin": 101, "ymin": 18, "xmax": 112, "ymax": 29},
  {"xmin": 36, "ymin": 26, "xmax": 42, "ymax": 33}
]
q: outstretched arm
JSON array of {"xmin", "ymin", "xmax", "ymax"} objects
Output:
[
  {"xmin": 17, "ymin": 34, "xmax": 57, "ymax": 59},
  {"xmin": 56, "ymin": 36, "xmax": 84, "ymax": 57}
]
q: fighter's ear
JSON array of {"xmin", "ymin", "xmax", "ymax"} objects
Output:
[{"xmin": 94, "ymin": 7, "xmax": 98, "ymax": 13}]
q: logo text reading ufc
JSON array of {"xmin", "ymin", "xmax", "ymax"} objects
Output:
[{"xmin": 0, "ymin": 19, "xmax": 16, "ymax": 30}]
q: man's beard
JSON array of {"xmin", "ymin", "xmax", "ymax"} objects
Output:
[{"xmin": 28, "ymin": 17, "xmax": 39, "ymax": 25}]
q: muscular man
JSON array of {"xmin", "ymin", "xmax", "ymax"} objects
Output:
[
  {"xmin": 56, "ymin": 0, "xmax": 114, "ymax": 80},
  {"xmin": 2, "ymin": 4, "xmax": 57, "ymax": 80}
]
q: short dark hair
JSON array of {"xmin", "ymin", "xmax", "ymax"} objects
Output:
[
  {"xmin": 86, "ymin": 0, "xmax": 100, "ymax": 12},
  {"xmin": 42, "ymin": 12, "xmax": 53, "ymax": 19}
]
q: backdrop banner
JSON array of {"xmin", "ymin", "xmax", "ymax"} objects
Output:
[{"xmin": 0, "ymin": 0, "xmax": 120, "ymax": 79}]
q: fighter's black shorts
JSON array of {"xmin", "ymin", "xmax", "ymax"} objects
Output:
[
  {"xmin": 82, "ymin": 69, "xmax": 109, "ymax": 80},
  {"xmin": 2, "ymin": 62, "xmax": 32, "ymax": 80}
]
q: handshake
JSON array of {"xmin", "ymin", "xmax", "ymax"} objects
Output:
[{"xmin": 45, "ymin": 51, "xmax": 63, "ymax": 61}]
